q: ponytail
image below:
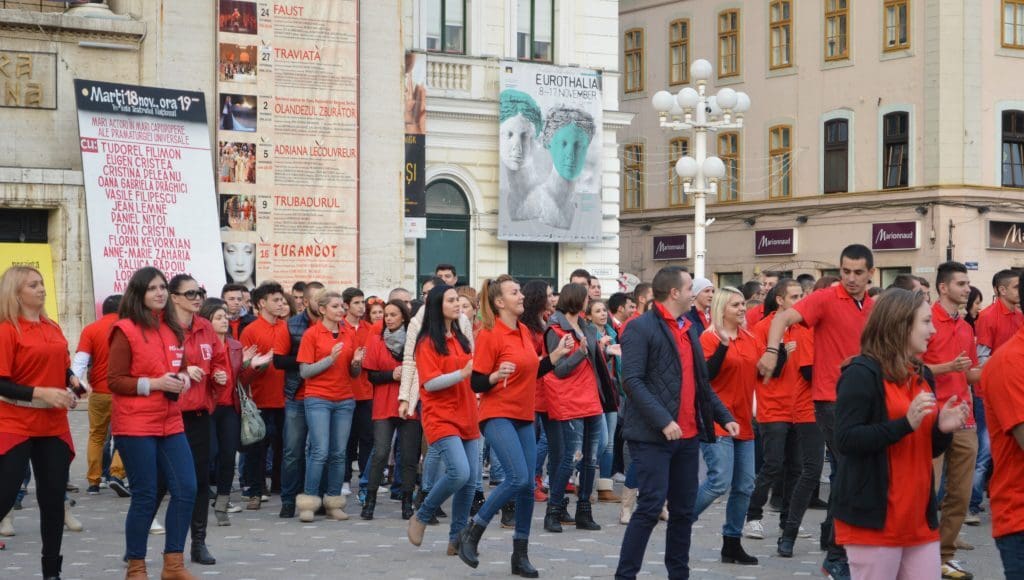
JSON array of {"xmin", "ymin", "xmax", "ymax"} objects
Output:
[{"xmin": 480, "ymin": 274, "xmax": 516, "ymax": 330}]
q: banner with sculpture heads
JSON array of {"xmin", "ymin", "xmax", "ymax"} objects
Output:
[{"xmin": 498, "ymin": 62, "xmax": 602, "ymax": 243}]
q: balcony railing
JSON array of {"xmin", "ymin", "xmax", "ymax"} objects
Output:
[
  {"xmin": 1, "ymin": 1, "xmax": 70, "ymax": 12},
  {"xmin": 426, "ymin": 54, "xmax": 490, "ymax": 100}
]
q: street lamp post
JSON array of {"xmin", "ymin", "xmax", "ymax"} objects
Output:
[{"xmin": 651, "ymin": 59, "xmax": 750, "ymax": 279}]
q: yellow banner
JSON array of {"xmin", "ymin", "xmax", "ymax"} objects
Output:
[{"xmin": 0, "ymin": 243, "xmax": 59, "ymax": 323}]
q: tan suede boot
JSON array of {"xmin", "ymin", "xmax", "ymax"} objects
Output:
[
  {"xmin": 159, "ymin": 552, "xmax": 195, "ymax": 580},
  {"xmin": 124, "ymin": 558, "xmax": 147, "ymax": 580}
]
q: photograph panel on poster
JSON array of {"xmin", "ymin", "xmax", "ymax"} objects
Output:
[
  {"xmin": 219, "ymin": 43, "xmax": 258, "ymax": 84},
  {"xmin": 404, "ymin": 52, "xmax": 426, "ymax": 135},
  {"xmin": 219, "ymin": 93, "xmax": 258, "ymax": 132},
  {"xmin": 218, "ymin": 0, "xmax": 258, "ymax": 35},
  {"xmin": 217, "ymin": 141, "xmax": 257, "ymax": 183},
  {"xmin": 222, "ymin": 241, "xmax": 257, "ymax": 289},
  {"xmin": 220, "ymin": 194, "xmax": 257, "ymax": 232}
]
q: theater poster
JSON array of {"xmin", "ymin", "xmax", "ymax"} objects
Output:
[
  {"xmin": 74, "ymin": 79, "xmax": 225, "ymax": 315},
  {"xmin": 216, "ymin": 0, "xmax": 359, "ymax": 290},
  {"xmin": 498, "ymin": 61, "xmax": 603, "ymax": 243}
]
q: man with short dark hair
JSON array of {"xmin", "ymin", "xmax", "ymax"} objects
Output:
[
  {"xmin": 608, "ymin": 292, "xmax": 636, "ymax": 332},
  {"xmin": 434, "ymin": 264, "xmax": 458, "ymax": 286},
  {"xmin": 916, "ymin": 275, "xmax": 933, "ymax": 303},
  {"xmin": 746, "ymin": 273, "xmax": 780, "ymax": 326},
  {"xmin": 342, "ymin": 288, "xmax": 374, "ymax": 500},
  {"xmin": 222, "ymin": 283, "xmax": 254, "ymax": 339},
  {"xmin": 290, "ymin": 282, "xmax": 307, "ymax": 312},
  {"xmin": 570, "ymin": 268, "xmax": 592, "ymax": 287},
  {"xmin": 616, "ymin": 266, "xmax": 738, "ymax": 579},
  {"xmin": 888, "ymin": 273, "xmax": 922, "ymax": 293},
  {"xmin": 796, "ymin": 274, "xmax": 816, "ymax": 295},
  {"xmin": 389, "ymin": 287, "xmax": 412, "ymax": 307},
  {"xmin": 589, "ymin": 276, "xmax": 603, "ymax": 301}
]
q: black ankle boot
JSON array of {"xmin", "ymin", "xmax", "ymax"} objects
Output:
[
  {"xmin": 500, "ymin": 501, "xmax": 516, "ymax": 528},
  {"xmin": 457, "ymin": 522, "xmax": 486, "ymax": 569},
  {"xmin": 543, "ymin": 503, "xmax": 562, "ymax": 533},
  {"xmin": 777, "ymin": 527, "xmax": 797, "ymax": 558},
  {"xmin": 575, "ymin": 500, "xmax": 601, "ymax": 531},
  {"xmin": 511, "ymin": 538, "xmax": 539, "ymax": 578},
  {"xmin": 558, "ymin": 496, "xmax": 575, "ymax": 525},
  {"xmin": 191, "ymin": 541, "xmax": 217, "ymax": 565},
  {"xmin": 360, "ymin": 491, "xmax": 377, "ymax": 520},
  {"xmin": 42, "ymin": 555, "xmax": 62, "ymax": 580},
  {"xmin": 401, "ymin": 492, "xmax": 415, "ymax": 520},
  {"xmin": 721, "ymin": 535, "xmax": 758, "ymax": 565},
  {"xmin": 470, "ymin": 490, "xmax": 486, "ymax": 517}
]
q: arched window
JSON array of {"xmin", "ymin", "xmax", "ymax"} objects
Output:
[{"xmin": 417, "ymin": 179, "xmax": 470, "ymax": 286}]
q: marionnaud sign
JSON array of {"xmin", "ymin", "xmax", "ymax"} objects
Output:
[{"xmin": 872, "ymin": 221, "xmax": 919, "ymax": 251}]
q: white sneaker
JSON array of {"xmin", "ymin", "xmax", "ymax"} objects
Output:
[
  {"xmin": 612, "ymin": 473, "xmax": 626, "ymax": 483},
  {"xmin": 798, "ymin": 526, "xmax": 812, "ymax": 538},
  {"xmin": 149, "ymin": 520, "xmax": 165, "ymax": 535},
  {"xmin": 743, "ymin": 519, "xmax": 765, "ymax": 539},
  {"xmin": 341, "ymin": 483, "xmax": 352, "ymax": 496},
  {"xmin": 0, "ymin": 514, "xmax": 14, "ymax": 536},
  {"xmin": 963, "ymin": 512, "xmax": 981, "ymax": 526},
  {"xmin": 226, "ymin": 502, "xmax": 243, "ymax": 513}
]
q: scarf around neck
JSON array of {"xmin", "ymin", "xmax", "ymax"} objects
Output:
[{"xmin": 383, "ymin": 326, "xmax": 407, "ymax": 360}]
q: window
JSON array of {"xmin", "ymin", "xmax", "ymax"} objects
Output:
[
  {"xmin": 417, "ymin": 180, "xmax": 470, "ymax": 286},
  {"xmin": 769, "ymin": 1, "xmax": 792, "ymax": 69},
  {"xmin": 0, "ymin": 209, "xmax": 48, "ymax": 243},
  {"xmin": 884, "ymin": 0, "xmax": 909, "ymax": 50},
  {"xmin": 669, "ymin": 19, "xmax": 689, "ymax": 85},
  {"xmin": 882, "ymin": 111, "xmax": 909, "ymax": 189},
  {"xmin": 623, "ymin": 143, "xmax": 644, "ymax": 210},
  {"xmin": 1006, "ymin": 1, "xmax": 1024, "ymax": 48},
  {"xmin": 1003, "ymin": 109, "xmax": 1024, "ymax": 188},
  {"xmin": 517, "ymin": 0, "xmax": 554, "ymax": 62},
  {"xmin": 881, "ymin": 267, "xmax": 911, "ymax": 288},
  {"xmin": 718, "ymin": 132, "xmax": 740, "ymax": 201},
  {"xmin": 508, "ymin": 242, "xmax": 558, "ymax": 288},
  {"xmin": 769, "ymin": 125, "xmax": 793, "ymax": 198},
  {"xmin": 668, "ymin": 137, "xmax": 689, "ymax": 206},
  {"xmin": 717, "ymin": 272, "xmax": 744, "ymax": 289},
  {"xmin": 824, "ymin": 0, "xmax": 849, "ymax": 60},
  {"xmin": 824, "ymin": 119, "xmax": 849, "ymax": 193},
  {"xmin": 624, "ymin": 29, "xmax": 644, "ymax": 94},
  {"xmin": 718, "ymin": 10, "xmax": 740, "ymax": 77},
  {"xmin": 426, "ymin": 0, "xmax": 466, "ymax": 54}
]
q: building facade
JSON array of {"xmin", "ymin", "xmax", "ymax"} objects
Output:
[{"xmin": 618, "ymin": 0, "xmax": 1024, "ymax": 291}]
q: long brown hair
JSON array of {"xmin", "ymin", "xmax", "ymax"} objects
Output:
[
  {"xmin": 479, "ymin": 275, "xmax": 516, "ymax": 330},
  {"xmin": 860, "ymin": 288, "xmax": 926, "ymax": 383},
  {"xmin": 119, "ymin": 267, "xmax": 184, "ymax": 343}
]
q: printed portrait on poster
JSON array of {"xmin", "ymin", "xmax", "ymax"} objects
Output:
[
  {"xmin": 219, "ymin": 1, "xmax": 258, "ymax": 35},
  {"xmin": 404, "ymin": 52, "xmax": 426, "ymax": 135},
  {"xmin": 220, "ymin": 194, "xmax": 257, "ymax": 232},
  {"xmin": 498, "ymin": 62, "xmax": 603, "ymax": 243},
  {"xmin": 222, "ymin": 241, "xmax": 257, "ymax": 289},
  {"xmin": 219, "ymin": 94, "xmax": 258, "ymax": 132}
]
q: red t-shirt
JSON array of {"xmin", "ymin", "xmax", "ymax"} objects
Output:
[
  {"xmin": 745, "ymin": 303, "xmax": 765, "ymax": 328},
  {"xmin": 529, "ymin": 327, "xmax": 549, "ymax": 414},
  {"xmin": 751, "ymin": 313, "xmax": 814, "ymax": 423},
  {"xmin": 835, "ymin": 376, "xmax": 939, "ymax": 547},
  {"xmin": 980, "ymin": 326, "xmax": 1024, "ymax": 538},
  {"xmin": 296, "ymin": 321, "xmax": 355, "ymax": 402},
  {"xmin": 416, "ymin": 335, "xmax": 480, "ymax": 445},
  {"xmin": 345, "ymin": 320, "xmax": 374, "ymax": 401},
  {"xmin": 700, "ymin": 327, "xmax": 763, "ymax": 440},
  {"xmin": 794, "ymin": 285, "xmax": 874, "ymax": 402},
  {"xmin": 75, "ymin": 313, "xmax": 119, "ymax": 395},
  {"xmin": 975, "ymin": 299, "xmax": 1024, "ymax": 398},
  {"xmin": 473, "ymin": 319, "xmax": 541, "ymax": 423},
  {"xmin": 654, "ymin": 303, "xmax": 698, "ymax": 438},
  {"xmin": 922, "ymin": 302, "xmax": 977, "ymax": 427},
  {"xmin": 239, "ymin": 316, "xmax": 290, "ymax": 409},
  {"xmin": 0, "ymin": 318, "xmax": 71, "ymax": 438},
  {"xmin": 363, "ymin": 332, "xmax": 413, "ymax": 420}
]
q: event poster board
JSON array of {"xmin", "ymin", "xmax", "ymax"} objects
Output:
[
  {"xmin": 0, "ymin": 243, "xmax": 58, "ymax": 321},
  {"xmin": 498, "ymin": 61, "xmax": 603, "ymax": 243},
  {"xmin": 74, "ymin": 79, "xmax": 226, "ymax": 315},
  {"xmin": 216, "ymin": 0, "xmax": 359, "ymax": 289},
  {"xmin": 404, "ymin": 52, "xmax": 426, "ymax": 239}
]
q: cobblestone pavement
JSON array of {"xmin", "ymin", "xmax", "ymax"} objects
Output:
[{"xmin": 0, "ymin": 409, "xmax": 1003, "ymax": 579}]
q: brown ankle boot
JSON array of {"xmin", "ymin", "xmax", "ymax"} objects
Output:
[
  {"xmin": 125, "ymin": 559, "xmax": 147, "ymax": 580},
  {"xmin": 160, "ymin": 552, "xmax": 195, "ymax": 580}
]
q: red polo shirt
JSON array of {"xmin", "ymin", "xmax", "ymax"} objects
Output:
[
  {"xmin": 654, "ymin": 303, "xmax": 698, "ymax": 439},
  {"xmin": 240, "ymin": 316, "xmax": 290, "ymax": 409},
  {"xmin": 344, "ymin": 320, "xmax": 374, "ymax": 401},
  {"xmin": 75, "ymin": 313, "xmax": 119, "ymax": 395},
  {"xmin": 745, "ymin": 303, "xmax": 765, "ymax": 328},
  {"xmin": 975, "ymin": 299, "xmax": 1024, "ymax": 354},
  {"xmin": 922, "ymin": 302, "xmax": 977, "ymax": 427},
  {"xmin": 701, "ymin": 328, "xmax": 763, "ymax": 440},
  {"xmin": 296, "ymin": 321, "xmax": 355, "ymax": 402},
  {"xmin": 473, "ymin": 318, "xmax": 540, "ymax": 422},
  {"xmin": 980, "ymin": 325, "xmax": 1024, "ymax": 538},
  {"xmin": 794, "ymin": 284, "xmax": 874, "ymax": 402}
]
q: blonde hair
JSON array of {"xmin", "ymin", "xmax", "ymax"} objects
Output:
[
  {"xmin": 479, "ymin": 275, "xmax": 517, "ymax": 330},
  {"xmin": 314, "ymin": 290, "xmax": 343, "ymax": 315},
  {"xmin": 709, "ymin": 286, "xmax": 744, "ymax": 332},
  {"xmin": 0, "ymin": 266, "xmax": 51, "ymax": 334}
]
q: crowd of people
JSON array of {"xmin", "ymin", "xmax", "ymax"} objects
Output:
[{"xmin": 0, "ymin": 248, "xmax": 1022, "ymax": 580}]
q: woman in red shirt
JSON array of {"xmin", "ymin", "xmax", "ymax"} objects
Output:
[
  {"xmin": 693, "ymin": 286, "xmax": 763, "ymax": 566},
  {"xmin": 295, "ymin": 291, "xmax": 356, "ymax": 522},
  {"xmin": 833, "ymin": 288, "xmax": 968, "ymax": 579},
  {"xmin": 0, "ymin": 266, "xmax": 81, "ymax": 579},
  {"xmin": 361, "ymin": 300, "xmax": 421, "ymax": 521},
  {"xmin": 520, "ymin": 280, "xmax": 556, "ymax": 505},
  {"xmin": 107, "ymin": 267, "xmax": 197, "ymax": 580},
  {"xmin": 406, "ymin": 285, "xmax": 478, "ymax": 552}
]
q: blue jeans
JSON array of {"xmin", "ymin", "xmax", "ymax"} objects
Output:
[
  {"xmin": 616, "ymin": 438, "xmax": 700, "ymax": 579},
  {"xmin": 549, "ymin": 415, "xmax": 602, "ymax": 506},
  {"xmin": 421, "ymin": 443, "xmax": 442, "ymax": 494},
  {"xmin": 484, "ymin": 438, "xmax": 505, "ymax": 483},
  {"xmin": 599, "ymin": 412, "xmax": 618, "ymax": 479},
  {"xmin": 694, "ymin": 436, "xmax": 755, "ymax": 538},
  {"xmin": 281, "ymin": 399, "xmax": 308, "ymax": 504},
  {"xmin": 996, "ymin": 531, "xmax": 1024, "ymax": 579},
  {"xmin": 970, "ymin": 395, "xmax": 992, "ymax": 513},
  {"xmin": 534, "ymin": 413, "xmax": 548, "ymax": 479},
  {"xmin": 416, "ymin": 436, "xmax": 481, "ymax": 543},
  {"xmin": 473, "ymin": 419, "xmax": 536, "ymax": 539},
  {"xmin": 117, "ymin": 433, "xmax": 197, "ymax": 558},
  {"xmin": 303, "ymin": 397, "xmax": 355, "ymax": 496}
]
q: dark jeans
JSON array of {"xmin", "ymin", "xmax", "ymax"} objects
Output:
[
  {"xmin": 344, "ymin": 399, "xmax": 373, "ymax": 485},
  {"xmin": 474, "ymin": 418, "xmax": 536, "ymax": 540},
  {"xmin": 281, "ymin": 399, "xmax": 307, "ymax": 505},
  {"xmin": 213, "ymin": 405, "xmax": 240, "ymax": 496},
  {"xmin": 244, "ymin": 408, "xmax": 283, "ymax": 496},
  {"xmin": 182, "ymin": 412, "xmax": 212, "ymax": 541},
  {"xmin": 616, "ymin": 438, "xmax": 700, "ymax": 580},
  {"xmin": 117, "ymin": 433, "xmax": 197, "ymax": 558},
  {"xmin": 367, "ymin": 418, "xmax": 422, "ymax": 496},
  {"xmin": 815, "ymin": 401, "xmax": 846, "ymax": 563},
  {"xmin": 996, "ymin": 531, "xmax": 1024, "ymax": 579},
  {"xmin": 537, "ymin": 412, "xmax": 561, "ymax": 481},
  {"xmin": 0, "ymin": 436, "xmax": 71, "ymax": 570},
  {"xmin": 747, "ymin": 421, "xmax": 799, "ymax": 523},
  {"xmin": 785, "ymin": 421, "xmax": 825, "ymax": 532},
  {"xmin": 549, "ymin": 415, "xmax": 602, "ymax": 507}
]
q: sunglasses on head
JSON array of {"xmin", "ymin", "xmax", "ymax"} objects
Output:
[{"xmin": 173, "ymin": 289, "xmax": 207, "ymax": 300}]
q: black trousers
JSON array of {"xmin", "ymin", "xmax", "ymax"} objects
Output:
[
  {"xmin": 747, "ymin": 421, "xmax": 800, "ymax": 523},
  {"xmin": 344, "ymin": 399, "xmax": 373, "ymax": 484},
  {"xmin": 0, "ymin": 436, "xmax": 71, "ymax": 573},
  {"xmin": 366, "ymin": 418, "xmax": 423, "ymax": 496},
  {"xmin": 784, "ymin": 422, "xmax": 825, "ymax": 532},
  {"xmin": 244, "ymin": 408, "xmax": 284, "ymax": 496},
  {"xmin": 815, "ymin": 401, "xmax": 846, "ymax": 562},
  {"xmin": 212, "ymin": 405, "xmax": 240, "ymax": 496}
]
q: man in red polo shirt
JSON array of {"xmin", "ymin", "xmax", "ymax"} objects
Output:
[
  {"xmin": 342, "ymin": 287, "xmax": 375, "ymax": 500},
  {"xmin": 923, "ymin": 262, "xmax": 980, "ymax": 580},
  {"xmin": 756, "ymin": 244, "xmax": 876, "ymax": 580}
]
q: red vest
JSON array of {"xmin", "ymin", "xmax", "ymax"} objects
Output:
[
  {"xmin": 110, "ymin": 319, "xmax": 185, "ymax": 437},
  {"xmin": 178, "ymin": 317, "xmax": 225, "ymax": 413},
  {"xmin": 544, "ymin": 325, "xmax": 603, "ymax": 421}
]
